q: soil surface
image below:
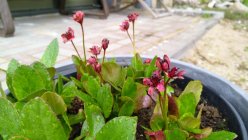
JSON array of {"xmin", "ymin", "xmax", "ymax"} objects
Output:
[{"xmin": 181, "ymin": 20, "xmax": 248, "ymax": 93}]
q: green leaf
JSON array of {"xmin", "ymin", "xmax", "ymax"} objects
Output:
[
  {"xmin": 81, "ymin": 120, "xmax": 89, "ymax": 138},
  {"xmin": 0, "ymin": 98, "xmax": 23, "ymax": 138},
  {"xmin": 82, "ymin": 74, "xmax": 100, "ymax": 98},
  {"xmin": 6, "ymin": 59, "xmax": 20, "ymax": 94},
  {"xmin": 59, "ymin": 114, "xmax": 72, "ymax": 138},
  {"xmin": 164, "ymin": 129, "xmax": 187, "ymax": 140},
  {"xmin": 85, "ymin": 104, "xmax": 105, "ymax": 137},
  {"xmin": 181, "ymin": 81, "xmax": 202, "ymax": 104},
  {"xmin": 178, "ymin": 92, "xmax": 197, "ymax": 117},
  {"xmin": 40, "ymin": 38, "xmax": 59, "ymax": 67},
  {"xmin": 95, "ymin": 84, "xmax": 114, "ymax": 118},
  {"xmin": 144, "ymin": 56, "xmax": 157, "ymax": 77},
  {"xmin": 118, "ymin": 97, "xmax": 135, "ymax": 116},
  {"xmin": 14, "ymin": 101, "xmax": 26, "ymax": 112},
  {"xmin": 122, "ymin": 77, "xmax": 137, "ymax": 99},
  {"xmin": 150, "ymin": 103, "xmax": 164, "ymax": 131},
  {"xmin": 21, "ymin": 98, "xmax": 67, "ymax": 140},
  {"xmin": 202, "ymin": 131, "xmax": 237, "ymax": 140},
  {"xmin": 8, "ymin": 136, "xmax": 30, "ymax": 140},
  {"xmin": 12, "ymin": 65, "xmax": 45, "ymax": 100},
  {"xmin": 131, "ymin": 53, "xmax": 144, "ymax": 71},
  {"xmin": 95, "ymin": 116, "xmax": 137, "ymax": 140},
  {"xmin": 32, "ymin": 62, "xmax": 53, "ymax": 91},
  {"xmin": 179, "ymin": 113, "xmax": 201, "ymax": 130},
  {"xmin": 68, "ymin": 109, "xmax": 85, "ymax": 125},
  {"xmin": 101, "ymin": 62, "xmax": 126, "ymax": 87},
  {"xmin": 41, "ymin": 92, "xmax": 67, "ymax": 115}
]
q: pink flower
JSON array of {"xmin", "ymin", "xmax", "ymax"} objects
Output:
[
  {"xmin": 156, "ymin": 54, "xmax": 170, "ymax": 72},
  {"xmin": 156, "ymin": 81, "xmax": 165, "ymax": 92},
  {"xmin": 73, "ymin": 11, "xmax": 85, "ymax": 24},
  {"xmin": 61, "ymin": 27, "xmax": 75, "ymax": 43},
  {"xmin": 94, "ymin": 63, "xmax": 101, "ymax": 73},
  {"xmin": 120, "ymin": 20, "xmax": 129, "ymax": 31},
  {"xmin": 144, "ymin": 58, "xmax": 151, "ymax": 64},
  {"xmin": 168, "ymin": 67, "xmax": 185, "ymax": 79},
  {"xmin": 102, "ymin": 38, "xmax": 109, "ymax": 50},
  {"xmin": 128, "ymin": 12, "xmax": 139, "ymax": 22},
  {"xmin": 148, "ymin": 87, "xmax": 155, "ymax": 95},
  {"xmin": 89, "ymin": 45, "xmax": 101, "ymax": 56},
  {"xmin": 143, "ymin": 78, "xmax": 153, "ymax": 86},
  {"xmin": 87, "ymin": 56, "xmax": 97, "ymax": 65}
]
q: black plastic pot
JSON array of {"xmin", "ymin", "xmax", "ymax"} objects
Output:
[{"xmin": 56, "ymin": 57, "xmax": 248, "ymax": 140}]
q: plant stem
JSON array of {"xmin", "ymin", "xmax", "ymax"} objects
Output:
[
  {"xmin": 132, "ymin": 22, "xmax": 136, "ymax": 54},
  {"xmin": 80, "ymin": 24, "xmax": 87, "ymax": 62},
  {"xmin": 71, "ymin": 41, "xmax": 82, "ymax": 61},
  {"xmin": 162, "ymin": 77, "xmax": 171, "ymax": 130},
  {"xmin": 102, "ymin": 50, "xmax": 106, "ymax": 64},
  {"xmin": 0, "ymin": 83, "xmax": 6, "ymax": 98},
  {"xmin": 126, "ymin": 30, "xmax": 136, "ymax": 54}
]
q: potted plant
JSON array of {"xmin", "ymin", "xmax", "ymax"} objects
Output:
[{"xmin": 0, "ymin": 11, "xmax": 247, "ymax": 140}]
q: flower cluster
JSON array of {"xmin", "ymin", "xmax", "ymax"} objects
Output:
[
  {"xmin": 120, "ymin": 12, "xmax": 139, "ymax": 31},
  {"xmin": 87, "ymin": 38, "xmax": 110, "ymax": 73},
  {"xmin": 143, "ymin": 70, "xmax": 165, "ymax": 95}
]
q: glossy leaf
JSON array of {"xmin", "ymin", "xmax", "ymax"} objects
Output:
[
  {"xmin": 12, "ymin": 65, "xmax": 45, "ymax": 100},
  {"xmin": 85, "ymin": 104, "xmax": 105, "ymax": 137},
  {"xmin": 59, "ymin": 114, "xmax": 72, "ymax": 138},
  {"xmin": 40, "ymin": 38, "xmax": 59, "ymax": 67},
  {"xmin": 118, "ymin": 97, "xmax": 135, "ymax": 116},
  {"xmin": 41, "ymin": 92, "xmax": 67, "ymax": 115},
  {"xmin": 122, "ymin": 77, "xmax": 137, "ymax": 99},
  {"xmin": 8, "ymin": 136, "xmax": 30, "ymax": 140},
  {"xmin": 0, "ymin": 98, "xmax": 23, "ymax": 138},
  {"xmin": 32, "ymin": 62, "xmax": 53, "ymax": 91},
  {"xmin": 179, "ymin": 113, "xmax": 201, "ymax": 130},
  {"xmin": 6, "ymin": 59, "xmax": 20, "ymax": 94},
  {"xmin": 101, "ymin": 62, "xmax": 126, "ymax": 87},
  {"xmin": 181, "ymin": 80, "xmax": 202, "ymax": 104},
  {"xmin": 95, "ymin": 116, "xmax": 137, "ymax": 140},
  {"xmin": 202, "ymin": 131, "xmax": 237, "ymax": 140},
  {"xmin": 178, "ymin": 93, "xmax": 197, "ymax": 117},
  {"xmin": 82, "ymin": 74, "xmax": 100, "ymax": 98},
  {"xmin": 21, "ymin": 98, "xmax": 67, "ymax": 140},
  {"xmin": 95, "ymin": 84, "xmax": 114, "ymax": 118},
  {"xmin": 164, "ymin": 129, "xmax": 188, "ymax": 140}
]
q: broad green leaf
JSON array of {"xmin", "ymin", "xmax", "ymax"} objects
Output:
[
  {"xmin": 21, "ymin": 98, "xmax": 67, "ymax": 140},
  {"xmin": 144, "ymin": 56, "xmax": 157, "ymax": 77},
  {"xmin": 12, "ymin": 65, "xmax": 45, "ymax": 100},
  {"xmin": 95, "ymin": 116, "xmax": 137, "ymax": 140},
  {"xmin": 81, "ymin": 120, "xmax": 89, "ymax": 138},
  {"xmin": 179, "ymin": 113, "xmax": 201, "ymax": 130},
  {"xmin": 150, "ymin": 103, "xmax": 165, "ymax": 131},
  {"xmin": 95, "ymin": 84, "xmax": 114, "ymax": 118},
  {"xmin": 47, "ymin": 67, "xmax": 56, "ymax": 79},
  {"xmin": 164, "ymin": 129, "xmax": 188, "ymax": 140},
  {"xmin": 6, "ymin": 59, "xmax": 20, "ymax": 94},
  {"xmin": 181, "ymin": 81, "xmax": 202, "ymax": 104},
  {"xmin": 202, "ymin": 131, "xmax": 237, "ymax": 140},
  {"xmin": 41, "ymin": 92, "xmax": 67, "ymax": 115},
  {"xmin": 85, "ymin": 104, "xmax": 105, "ymax": 137},
  {"xmin": 122, "ymin": 77, "xmax": 137, "ymax": 99},
  {"xmin": 14, "ymin": 101, "xmax": 26, "ymax": 112},
  {"xmin": 101, "ymin": 62, "xmax": 126, "ymax": 87},
  {"xmin": 82, "ymin": 74, "xmax": 100, "ymax": 98},
  {"xmin": 32, "ymin": 62, "xmax": 53, "ymax": 91},
  {"xmin": 68, "ymin": 109, "xmax": 85, "ymax": 125},
  {"xmin": 118, "ymin": 97, "xmax": 135, "ymax": 116},
  {"xmin": 0, "ymin": 98, "xmax": 23, "ymax": 138},
  {"xmin": 178, "ymin": 93, "xmax": 197, "ymax": 117},
  {"xmin": 56, "ymin": 75, "xmax": 63, "ymax": 94},
  {"xmin": 131, "ymin": 53, "xmax": 144, "ymax": 71},
  {"xmin": 40, "ymin": 38, "xmax": 59, "ymax": 67}
]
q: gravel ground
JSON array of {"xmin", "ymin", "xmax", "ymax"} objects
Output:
[{"xmin": 181, "ymin": 20, "xmax": 248, "ymax": 93}]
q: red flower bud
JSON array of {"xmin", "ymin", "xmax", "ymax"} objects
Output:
[
  {"xmin": 94, "ymin": 63, "xmax": 101, "ymax": 73},
  {"xmin": 61, "ymin": 27, "xmax": 75, "ymax": 43},
  {"xmin": 127, "ymin": 12, "xmax": 139, "ymax": 22},
  {"xmin": 73, "ymin": 11, "xmax": 85, "ymax": 24},
  {"xmin": 87, "ymin": 56, "xmax": 97, "ymax": 65},
  {"xmin": 168, "ymin": 67, "xmax": 185, "ymax": 79},
  {"xmin": 102, "ymin": 38, "xmax": 109, "ymax": 50},
  {"xmin": 144, "ymin": 58, "xmax": 152, "ymax": 64},
  {"xmin": 89, "ymin": 45, "xmax": 101, "ymax": 56},
  {"xmin": 120, "ymin": 20, "xmax": 129, "ymax": 31}
]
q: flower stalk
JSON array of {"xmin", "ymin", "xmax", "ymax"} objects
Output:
[
  {"xmin": 80, "ymin": 24, "xmax": 87, "ymax": 63},
  {"xmin": 71, "ymin": 41, "xmax": 82, "ymax": 60}
]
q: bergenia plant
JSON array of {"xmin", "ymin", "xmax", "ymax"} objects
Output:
[{"xmin": 0, "ymin": 11, "xmax": 238, "ymax": 140}]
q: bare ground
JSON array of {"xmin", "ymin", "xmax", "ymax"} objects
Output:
[{"xmin": 181, "ymin": 20, "xmax": 248, "ymax": 93}]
